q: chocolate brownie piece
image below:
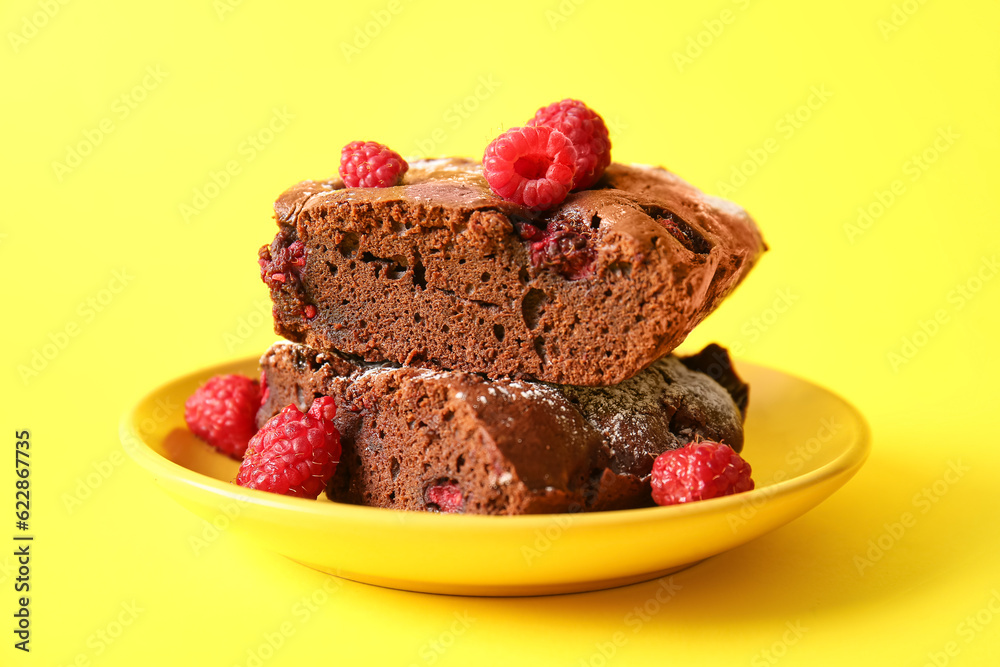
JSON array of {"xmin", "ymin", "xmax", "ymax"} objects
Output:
[
  {"xmin": 260, "ymin": 158, "xmax": 766, "ymax": 386},
  {"xmin": 679, "ymin": 342, "xmax": 749, "ymax": 419},
  {"xmin": 257, "ymin": 341, "xmax": 748, "ymax": 515}
]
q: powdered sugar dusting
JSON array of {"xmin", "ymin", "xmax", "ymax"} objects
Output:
[
  {"xmin": 263, "ymin": 340, "xmax": 742, "ymax": 484},
  {"xmin": 558, "ymin": 359, "xmax": 676, "ymax": 453},
  {"xmin": 556, "ymin": 354, "xmax": 744, "ymax": 476}
]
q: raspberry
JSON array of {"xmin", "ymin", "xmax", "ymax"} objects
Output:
[
  {"xmin": 426, "ymin": 482, "xmax": 463, "ymax": 513},
  {"xmin": 650, "ymin": 441, "xmax": 754, "ymax": 506},
  {"xmin": 529, "ymin": 225, "xmax": 595, "ymax": 280},
  {"xmin": 528, "ymin": 99, "xmax": 611, "ymax": 190},
  {"xmin": 259, "ymin": 372, "xmax": 270, "ymax": 407},
  {"xmin": 482, "ymin": 125, "xmax": 577, "ymax": 210},
  {"xmin": 259, "ymin": 238, "xmax": 306, "ymax": 289},
  {"xmin": 184, "ymin": 374, "xmax": 262, "ymax": 459},
  {"xmin": 339, "ymin": 141, "xmax": 408, "ymax": 188},
  {"xmin": 235, "ymin": 397, "xmax": 341, "ymax": 499}
]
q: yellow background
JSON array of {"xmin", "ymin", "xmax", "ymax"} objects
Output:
[{"xmin": 3, "ymin": 0, "xmax": 999, "ymax": 664}]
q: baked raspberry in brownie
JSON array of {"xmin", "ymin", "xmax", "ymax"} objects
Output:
[
  {"xmin": 257, "ymin": 341, "xmax": 748, "ymax": 515},
  {"xmin": 260, "ymin": 158, "xmax": 766, "ymax": 386}
]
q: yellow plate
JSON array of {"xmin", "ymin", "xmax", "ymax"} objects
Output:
[{"xmin": 121, "ymin": 356, "xmax": 869, "ymax": 596}]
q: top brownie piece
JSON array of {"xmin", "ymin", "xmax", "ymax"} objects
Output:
[{"xmin": 262, "ymin": 158, "xmax": 765, "ymax": 386}]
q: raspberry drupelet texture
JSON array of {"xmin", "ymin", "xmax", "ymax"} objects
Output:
[
  {"xmin": 650, "ymin": 441, "xmax": 754, "ymax": 506},
  {"xmin": 236, "ymin": 397, "xmax": 342, "ymax": 499},
  {"xmin": 426, "ymin": 483, "xmax": 463, "ymax": 513},
  {"xmin": 525, "ymin": 224, "xmax": 596, "ymax": 280},
  {"xmin": 258, "ymin": 238, "xmax": 306, "ymax": 289},
  {"xmin": 528, "ymin": 99, "xmax": 611, "ymax": 190},
  {"xmin": 184, "ymin": 374, "xmax": 262, "ymax": 459},
  {"xmin": 482, "ymin": 125, "xmax": 577, "ymax": 210},
  {"xmin": 259, "ymin": 229, "xmax": 317, "ymax": 320},
  {"xmin": 339, "ymin": 140, "xmax": 409, "ymax": 188},
  {"xmin": 259, "ymin": 372, "xmax": 270, "ymax": 406}
]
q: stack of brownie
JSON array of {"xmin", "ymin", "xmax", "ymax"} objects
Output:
[{"xmin": 256, "ymin": 158, "xmax": 766, "ymax": 515}]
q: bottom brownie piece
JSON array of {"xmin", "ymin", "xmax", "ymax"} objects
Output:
[{"xmin": 257, "ymin": 342, "xmax": 748, "ymax": 515}]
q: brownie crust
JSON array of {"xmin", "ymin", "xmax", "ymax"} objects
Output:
[
  {"xmin": 257, "ymin": 341, "xmax": 748, "ymax": 515},
  {"xmin": 262, "ymin": 158, "xmax": 766, "ymax": 386}
]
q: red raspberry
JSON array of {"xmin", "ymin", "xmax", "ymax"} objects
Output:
[
  {"xmin": 235, "ymin": 397, "xmax": 341, "ymax": 499},
  {"xmin": 482, "ymin": 125, "xmax": 577, "ymax": 210},
  {"xmin": 528, "ymin": 225, "xmax": 596, "ymax": 280},
  {"xmin": 426, "ymin": 482, "xmax": 463, "ymax": 513},
  {"xmin": 650, "ymin": 441, "xmax": 754, "ymax": 506},
  {"xmin": 184, "ymin": 375, "xmax": 262, "ymax": 459},
  {"xmin": 339, "ymin": 140, "xmax": 408, "ymax": 188},
  {"xmin": 259, "ymin": 372, "xmax": 270, "ymax": 407},
  {"xmin": 259, "ymin": 239, "xmax": 306, "ymax": 289},
  {"xmin": 528, "ymin": 99, "xmax": 611, "ymax": 190}
]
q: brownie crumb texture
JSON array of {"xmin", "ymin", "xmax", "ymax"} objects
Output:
[
  {"xmin": 262, "ymin": 158, "xmax": 766, "ymax": 386},
  {"xmin": 257, "ymin": 341, "xmax": 748, "ymax": 515}
]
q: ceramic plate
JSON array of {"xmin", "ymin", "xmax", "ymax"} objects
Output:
[{"xmin": 121, "ymin": 356, "xmax": 869, "ymax": 596}]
